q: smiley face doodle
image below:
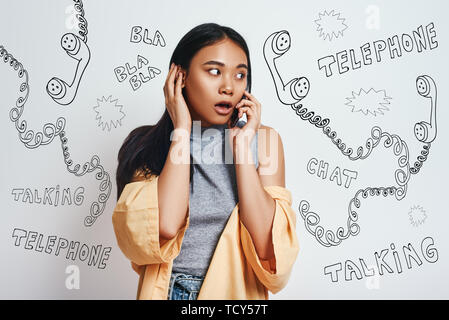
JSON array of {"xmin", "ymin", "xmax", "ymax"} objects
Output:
[
  {"xmin": 263, "ymin": 30, "xmax": 438, "ymax": 247},
  {"xmin": 46, "ymin": 0, "xmax": 90, "ymax": 106}
]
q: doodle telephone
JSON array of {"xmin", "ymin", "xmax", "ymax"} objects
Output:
[
  {"xmin": 263, "ymin": 30, "xmax": 310, "ymax": 106},
  {"xmin": 46, "ymin": 33, "xmax": 91, "ymax": 106},
  {"xmin": 414, "ymin": 75, "xmax": 437, "ymax": 143}
]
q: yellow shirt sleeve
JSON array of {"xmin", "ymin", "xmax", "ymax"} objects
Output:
[
  {"xmin": 239, "ymin": 185, "xmax": 299, "ymax": 294},
  {"xmin": 112, "ymin": 173, "xmax": 189, "ymax": 267}
]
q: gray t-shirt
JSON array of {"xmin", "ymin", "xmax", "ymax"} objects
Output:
[{"xmin": 172, "ymin": 120, "xmax": 259, "ymax": 277}]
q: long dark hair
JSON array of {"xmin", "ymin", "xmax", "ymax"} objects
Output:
[{"xmin": 116, "ymin": 23, "xmax": 252, "ymax": 200}]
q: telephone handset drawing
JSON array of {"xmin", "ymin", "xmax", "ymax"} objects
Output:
[
  {"xmin": 46, "ymin": 33, "xmax": 91, "ymax": 105},
  {"xmin": 414, "ymin": 75, "xmax": 437, "ymax": 143},
  {"xmin": 263, "ymin": 30, "xmax": 310, "ymax": 106}
]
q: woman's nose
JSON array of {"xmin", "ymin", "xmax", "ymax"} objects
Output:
[
  {"xmin": 220, "ymin": 87, "xmax": 232, "ymax": 95},
  {"xmin": 219, "ymin": 77, "xmax": 233, "ymax": 95}
]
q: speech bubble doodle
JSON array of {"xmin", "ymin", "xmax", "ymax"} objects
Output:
[
  {"xmin": 314, "ymin": 9, "xmax": 348, "ymax": 41},
  {"xmin": 93, "ymin": 95, "xmax": 126, "ymax": 132},
  {"xmin": 345, "ymin": 88, "xmax": 392, "ymax": 116},
  {"xmin": 408, "ymin": 205, "xmax": 428, "ymax": 227}
]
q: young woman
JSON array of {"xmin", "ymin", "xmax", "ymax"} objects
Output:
[{"xmin": 112, "ymin": 23, "xmax": 299, "ymax": 300}]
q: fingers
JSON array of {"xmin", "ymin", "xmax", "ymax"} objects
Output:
[
  {"xmin": 236, "ymin": 98, "xmax": 255, "ymax": 116},
  {"xmin": 164, "ymin": 63, "xmax": 179, "ymax": 103},
  {"xmin": 164, "ymin": 63, "xmax": 174, "ymax": 104},
  {"xmin": 236, "ymin": 90, "xmax": 261, "ymax": 119},
  {"xmin": 174, "ymin": 67, "xmax": 183, "ymax": 97},
  {"xmin": 237, "ymin": 106, "xmax": 253, "ymax": 118},
  {"xmin": 243, "ymin": 90, "xmax": 261, "ymax": 106}
]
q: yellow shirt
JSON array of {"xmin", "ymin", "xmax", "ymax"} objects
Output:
[{"xmin": 112, "ymin": 171, "xmax": 299, "ymax": 300}]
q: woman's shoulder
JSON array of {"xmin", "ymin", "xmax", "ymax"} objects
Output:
[{"xmin": 257, "ymin": 123, "xmax": 284, "ymax": 161}]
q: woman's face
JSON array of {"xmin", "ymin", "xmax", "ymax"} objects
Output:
[{"xmin": 182, "ymin": 38, "xmax": 249, "ymax": 128}]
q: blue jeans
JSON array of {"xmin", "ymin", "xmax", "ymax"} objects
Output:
[{"xmin": 167, "ymin": 272, "xmax": 205, "ymax": 300}]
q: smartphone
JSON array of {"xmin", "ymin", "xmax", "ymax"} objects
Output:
[
  {"xmin": 230, "ymin": 108, "xmax": 239, "ymax": 127},
  {"xmin": 230, "ymin": 94, "xmax": 248, "ymax": 127}
]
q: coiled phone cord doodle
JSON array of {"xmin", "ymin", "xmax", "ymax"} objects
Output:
[
  {"xmin": 1, "ymin": 45, "xmax": 110, "ymax": 227},
  {"xmin": 291, "ymin": 101, "xmax": 432, "ymax": 246},
  {"xmin": 73, "ymin": 0, "xmax": 88, "ymax": 43}
]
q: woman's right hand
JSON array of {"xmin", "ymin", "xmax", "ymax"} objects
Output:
[{"xmin": 163, "ymin": 63, "xmax": 192, "ymax": 130}]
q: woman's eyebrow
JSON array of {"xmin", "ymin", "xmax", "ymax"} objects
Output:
[{"xmin": 202, "ymin": 60, "xmax": 248, "ymax": 69}]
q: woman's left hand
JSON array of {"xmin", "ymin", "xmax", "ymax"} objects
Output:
[{"xmin": 227, "ymin": 90, "xmax": 261, "ymax": 154}]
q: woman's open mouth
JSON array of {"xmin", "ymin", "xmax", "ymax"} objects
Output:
[{"xmin": 214, "ymin": 102, "xmax": 233, "ymax": 115}]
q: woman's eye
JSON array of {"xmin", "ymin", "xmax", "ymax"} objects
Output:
[{"xmin": 208, "ymin": 69, "xmax": 246, "ymax": 79}]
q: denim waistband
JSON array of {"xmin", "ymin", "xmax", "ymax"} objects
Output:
[{"xmin": 168, "ymin": 272, "xmax": 205, "ymax": 300}]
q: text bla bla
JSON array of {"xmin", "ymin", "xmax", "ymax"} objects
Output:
[
  {"xmin": 114, "ymin": 55, "xmax": 161, "ymax": 91},
  {"xmin": 130, "ymin": 26, "xmax": 166, "ymax": 47}
]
